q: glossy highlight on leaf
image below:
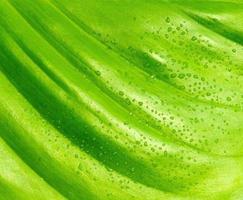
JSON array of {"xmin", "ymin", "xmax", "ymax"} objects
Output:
[{"xmin": 0, "ymin": 0, "xmax": 243, "ymax": 199}]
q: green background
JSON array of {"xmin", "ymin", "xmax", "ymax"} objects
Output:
[{"xmin": 0, "ymin": 0, "xmax": 243, "ymax": 199}]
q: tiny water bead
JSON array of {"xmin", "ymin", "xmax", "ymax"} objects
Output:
[
  {"xmin": 95, "ymin": 70, "xmax": 101, "ymax": 76},
  {"xmin": 118, "ymin": 91, "xmax": 124, "ymax": 96},
  {"xmin": 226, "ymin": 96, "xmax": 232, "ymax": 101},
  {"xmin": 191, "ymin": 36, "xmax": 197, "ymax": 41},
  {"xmin": 165, "ymin": 17, "xmax": 171, "ymax": 23}
]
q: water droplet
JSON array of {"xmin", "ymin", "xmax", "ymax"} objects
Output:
[
  {"xmin": 95, "ymin": 70, "xmax": 101, "ymax": 76},
  {"xmin": 226, "ymin": 97, "xmax": 232, "ymax": 101},
  {"xmin": 165, "ymin": 17, "xmax": 170, "ymax": 23},
  {"xmin": 118, "ymin": 91, "xmax": 124, "ymax": 96},
  {"xmin": 191, "ymin": 36, "xmax": 197, "ymax": 41}
]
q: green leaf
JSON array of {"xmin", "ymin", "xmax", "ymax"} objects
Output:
[{"xmin": 0, "ymin": 0, "xmax": 243, "ymax": 199}]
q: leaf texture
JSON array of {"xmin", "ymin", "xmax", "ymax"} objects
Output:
[{"xmin": 0, "ymin": 0, "xmax": 243, "ymax": 199}]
